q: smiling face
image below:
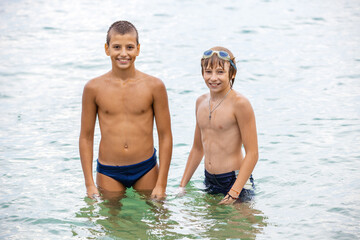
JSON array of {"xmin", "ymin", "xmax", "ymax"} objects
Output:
[
  {"xmin": 105, "ymin": 31, "xmax": 140, "ymax": 70},
  {"xmin": 203, "ymin": 60, "xmax": 232, "ymax": 93},
  {"xmin": 201, "ymin": 47, "xmax": 237, "ymax": 89}
]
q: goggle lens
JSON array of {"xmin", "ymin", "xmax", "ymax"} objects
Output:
[
  {"xmin": 203, "ymin": 50, "xmax": 230, "ymax": 60},
  {"xmin": 203, "ymin": 50, "xmax": 213, "ymax": 57},
  {"xmin": 202, "ymin": 50, "xmax": 237, "ymax": 70},
  {"xmin": 219, "ymin": 51, "xmax": 229, "ymax": 58}
]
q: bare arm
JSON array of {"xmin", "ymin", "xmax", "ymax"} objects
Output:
[
  {"xmin": 180, "ymin": 98, "xmax": 204, "ymax": 188},
  {"xmin": 79, "ymin": 82, "xmax": 99, "ymax": 198},
  {"xmin": 180, "ymin": 122, "xmax": 204, "ymax": 187},
  {"xmin": 152, "ymin": 80, "xmax": 173, "ymax": 198},
  {"xmin": 220, "ymin": 97, "xmax": 258, "ymax": 204}
]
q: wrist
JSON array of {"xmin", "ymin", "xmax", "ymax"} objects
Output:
[
  {"xmin": 229, "ymin": 188, "xmax": 241, "ymax": 197},
  {"xmin": 85, "ymin": 182, "xmax": 96, "ymax": 188},
  {"xmin": 154, "ymin": 183, "xmax": 166, "ymax": 190},
  {"xmin": 156, "ymin": 173, "xmax": 168, "ymax": 189}
]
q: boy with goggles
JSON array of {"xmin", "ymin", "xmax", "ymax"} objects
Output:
[{"xmin": 179, "ymin": 46, "xmax": 258, "ymax": 204}]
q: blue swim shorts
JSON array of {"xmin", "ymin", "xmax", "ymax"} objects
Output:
[
  {"xmin": 204, "ymin": 169, "xmax": 255, "ymax": 202},
  {"xmin": 97, "ymin": 149, "xmax": 157, "ymax": 188}
]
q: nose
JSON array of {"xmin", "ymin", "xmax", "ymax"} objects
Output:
[
  {"xmin": 209, "ymin": 72, "xmax": 217, "ymax": 81},
  {"xmin": 120, "ymin": 48, "xmax": 127, "ymax": 57}
]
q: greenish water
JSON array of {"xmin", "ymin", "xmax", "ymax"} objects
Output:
[
  {"xmin": 0, "ymin": 0, "xmax": 359, "ymax": 239},
  {"xmin": 74, "ymin": 188, "xmax": 266, "ymax": 239}
]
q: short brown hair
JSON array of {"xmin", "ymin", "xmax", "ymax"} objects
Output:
[{"xmin": 106, "ymin": 20, "xmax": 139, "ymax": 45}]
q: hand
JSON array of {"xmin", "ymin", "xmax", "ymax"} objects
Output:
[
  {"xmin": 86, "ymin": 185, "xmax": 100, "ymax": 200},
  {"xmin": 218, "ymin": 193, "xmax": 238, "ymax": 205},
  {"xmin": 151, "ymin": 185, "xmax": 166, "ymax": 200},
  {"xmin": 175, "ymin": 187, "xmax": 186, "ymax": 197}
]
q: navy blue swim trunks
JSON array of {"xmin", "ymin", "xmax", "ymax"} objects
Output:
[
  {"xmin": 204, "ymin": 169, "xmax": 255, "ymax": 202},
  {"xmin": 97, "ymin": 149, "xmax": 157, "ymax": 188}
]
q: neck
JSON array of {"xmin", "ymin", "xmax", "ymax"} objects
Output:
[
  {"xmin": 111, "ymin": 65, "xmax": 137, "ymax": 81},
  {"xmin": 210, "ymin": 86, "xmax": 232, "ymax": 101}
]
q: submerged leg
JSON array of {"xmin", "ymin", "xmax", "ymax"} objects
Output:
[
  {"xmin": 96, "ymin": 172, "xmax": 126, "ymax": 200},
  {"xmin": 133, "ymin": 164, "xmax": 159, "ymax": 193}
]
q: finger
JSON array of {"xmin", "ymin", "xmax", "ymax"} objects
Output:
[
  {"xmin": 176, "ymin": 192, "xmax": 185, "ymax": 198},
  {"xmin": 92, "ymin": 194, "xmax": 101, "ymax": 201},
  {"xmin": 219, "ymin": 200, "xmax": 229, "ymax": 205},
  {"xmin": 219, "ymin": 198, "xmax": 234, "ymax": 205},
  {"xmin": 175, "ymin": 187, "xmax": 186, "ymax": 197},
  {"xmin": 150, "ymin": 194, "xmax": 157, "ymax": 199}
]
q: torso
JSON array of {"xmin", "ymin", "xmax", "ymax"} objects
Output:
[
  {"xmin": 91, "ymin": 71, "xmax": 157, "ymax": 165},
  {"xmin": 197, "ymin": 91, "xmax": 244, "ymax": 174}
]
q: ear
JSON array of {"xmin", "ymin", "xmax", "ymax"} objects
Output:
[
  {"xmin": 105, "ymin": 43, "xmax": 110, "ymax": 56},
  {"xmin": 229, "ymin": 70, "xmax": 236, "ymax": 83},
  {"xmin": 136, "ymin": 43, "xmax": 141, "ymax": 56}
]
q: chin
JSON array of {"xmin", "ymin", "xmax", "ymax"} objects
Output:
[{"xmin": 117, "ymin": 63, "xmax": 131, "ymax": 69}]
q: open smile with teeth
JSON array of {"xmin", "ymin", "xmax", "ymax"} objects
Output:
[
  {"xmin": 117, "ymin": 58, "xmax": 130, "ymax": 63},
  {"xmin": 209, "ymin": 82, "xmax": 220, "ymax": 87}
]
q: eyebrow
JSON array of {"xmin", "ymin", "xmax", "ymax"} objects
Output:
[{"xmin": 205, "ymin": 65, "xmax": 225, "ymax": 70}]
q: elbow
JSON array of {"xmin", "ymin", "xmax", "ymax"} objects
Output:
[
  {"xmin": 191, "ymin": 143, "xmax": 204, "ymax": 157},
  {"xmin": 79, "ymin": 131, "xmax": 94, "ymax": 145},
  {"xmin": 253, "ymin": 150, "xmax": 259, "ymax": 164},
  {"xmin": 158, "ymin": 131, "xmax": 173, "ymax": 144},
  {"xmin": 247, "ymin": 150, "xmax": 258, "ymax": 165}
]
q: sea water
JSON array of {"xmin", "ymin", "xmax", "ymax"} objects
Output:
[{"xmin": 0, "ymin": 0, "xmax": 359, "ymax": 239}]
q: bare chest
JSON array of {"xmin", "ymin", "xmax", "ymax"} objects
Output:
[
  {"xmin": 96, "ymin": 83, "xmax": 153, "ymax": 116},
  {"xmin": 197, "ymin": 102, "xmax": 237, "ymax": 132}
]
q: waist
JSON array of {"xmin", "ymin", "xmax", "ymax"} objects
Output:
[
  {"xmin": 205, "ymin": 169, "xmax": 254, "ymax": 190},
  {"xmin": 204, "ymin": 161, "xmax": 242, "ymax": 175},
  {"xmin": 98, "ymin": 144, "xmax": 155, "ymax": 166},
  {"xmin": 204, "ymin": 155, "xmax": 243, "ymax": 174},
  {"xmin": 98, "ymin": 148, "xmax": 157, "ymax": 168},
  {"xmin": 205, "ymin": 169, "xmax": 239, "ymax": 179}
]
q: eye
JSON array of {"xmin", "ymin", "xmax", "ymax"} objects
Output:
[
  {"xmin": 113, "ymin": 45, "xmax": 121, "ymax": 49},
  {"xmin": 127, "ymin": 45, "xmax": 135, "ymax": 50}
]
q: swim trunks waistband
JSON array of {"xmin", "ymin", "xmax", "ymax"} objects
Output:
[
  {"xmin": 204, "ymin": 169, "xmax": 255, "ymax": 191},
  {"xmin": 97, "ymin": 149, "xmax": 157, "ymax": 188}
]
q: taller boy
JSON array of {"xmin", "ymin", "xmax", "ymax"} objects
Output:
[
  {"xmin": 79, "ymin": 21, "xmax": 172, "ymax": 199},
  {"xmin": 180, "ymin": 46, "xmax": 258, "ymax": 204}
]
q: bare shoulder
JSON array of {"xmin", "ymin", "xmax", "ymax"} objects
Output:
[
  {"xmin": 137, "ymin": 71, "xmax": 165, "ymax": 91},
  {"xmin": 232, "ymin": 90, "xmax": 255, "ymax": 116},
  {"xmin": 196, "ymin": 93, "xmax": 208, "ymax": 108},
  {"xmin": 84, "ymin": 72, "xmax": 110, "ymax": 93}
]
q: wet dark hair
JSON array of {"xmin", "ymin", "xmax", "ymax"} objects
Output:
[
  {"xmin": 106, "ymin": 20, "xmax": 139, "ymax": 45},
  {"xmin": 201, "ymin": 47, "xmax": 237, "ymax": 88}
]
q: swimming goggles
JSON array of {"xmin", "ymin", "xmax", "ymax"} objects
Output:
[{"xmin": 202, "ymin": 50, "xmax": 237, "ymax": 70}]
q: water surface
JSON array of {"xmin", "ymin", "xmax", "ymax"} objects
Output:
[{"xmin": 0, "ymin": 0, "xmax": 359, "ymax": 239}]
